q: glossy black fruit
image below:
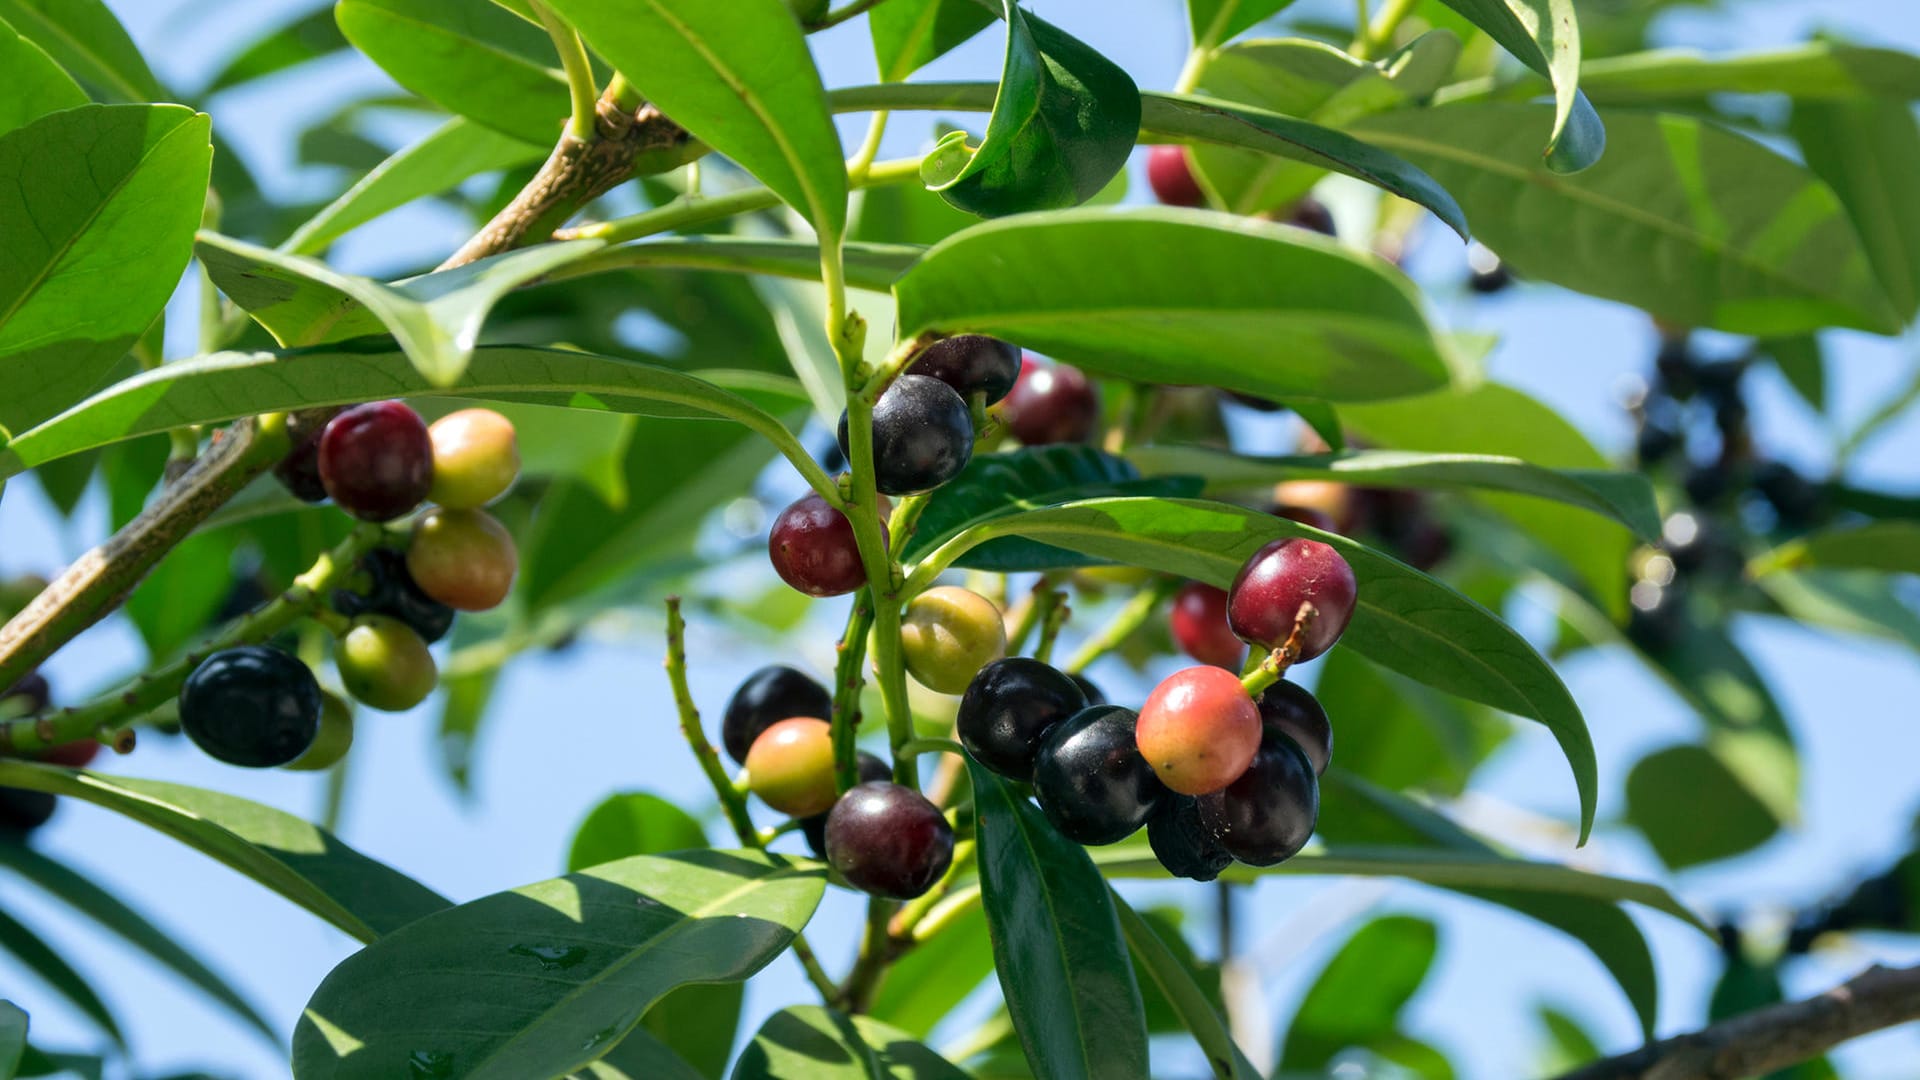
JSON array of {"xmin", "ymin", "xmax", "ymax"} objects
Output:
[
  {"xmin": 906, "ymin": 335, "xmax": 1022, "ymax": 405},
  {"xmin": 179, "ymin": 646, "xmax": 322, "ymax": 768},
  {"xmin": 1255, "ymin": 680, "xmax": 1331, "ymax": 775},
  {"xmin": 1755, "ymin": 461, "xmax": 1823, "ymax": 528},
  {"xmin": 825, "ymin": 781, "xmax": 956, "ymax": 899},
  {"xmin": 335, "ymin": 547, "xmax": 455, "ymax": 644},
  {"xmin": 1149, "ymin": 795, "xmax": 1233, "ymax": 882},
  {"xmin": 0, "ymin": 787, "xmax": 56, "ymax": 833},
  {"xmin": 802, "ymin": 751, "xmax": 891, "ymax": 859},
  {"xmin": 1654, "ymin": 336, "xmax": 1698, "ymax": 400},
  {"xmin": 1197, "ymin": 724, "xmax": 1318, "ymax": 866},
  {"xmin": 722, "ymin": 666, "xmax": 834, "ymax": 765},
  {"xmin": 1032, "ymin": 705, "xmax": 1166, "ymax": 845},
  {"xmin": 1635, "ymin": 421, "xmax": 1681, "ymax": 467},
  {"xmin": 838, "ymin": 374, "xmax": 974, "ymax": 496},
  {"xmin": 957, "ymin": 657, "xmax": 1088, "ymax": 781},
  {"xmin": 1070, "ymin": 674, "xmax": 1106, "ymax": 706}
]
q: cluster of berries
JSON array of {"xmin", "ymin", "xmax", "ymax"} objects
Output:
[
  {"xmin": 178, "ymin": 403, "xmax": 522, "ymax": 770},
  {"xmin": 961, "ymin": 537, "xmax": 1356, "ymax": 880}
]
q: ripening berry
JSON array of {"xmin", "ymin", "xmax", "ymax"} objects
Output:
[
  {"xmin": 769, "ymin": 492, "xmax": 882, "ymax": 598},
  {"xmin": 802, "ymin": 751, "xmax": 891, "ymax": 859},
  {"xmin": 334, "ymin": 547, "xmax": 455, "ymax": 644},
  {"xmin": 1227, "ymin": 538, "xmax": 1357, "ymax": 662},
  {"xmin": 180, "ymin": 646, "xmax": 322, "ymax": 768},
  {"xmin": 1146, "ymin": 145, "xmax": 1204, "ymax": 208},
  {"xmin": 1136, "ymin": 666, "xmax": 1263, "ymax": 796},
  {"xmin": 406, "ymin": 508, "xmax": 518, "ymax": 612},
  {"xmin": 427, "ymin": 408, "xmax": 520, "ymax": 509},
  {"xmin": 1000, "ymin": 358, "xmax": 1100, "ymax": 446},
  {"xmin": 336, "ymin": 615, "xmax": 438, "ymax": 712},
  {"xmin": 1169, "ymin": 583, "xmax": 1243, "ymax": 669},
  {"xmin": 286, "ymin": 692, "xmax": 355, "ymax": 772},
  {"xmin": 318, "ymin": 401, "xmax": 434, "ymax": 521},
  {"xmin": 900, "ymin": 586, "xmax": 1007, "ymax": 694},
  {"xmin": 745, "ymin": 717, "xmax": 837, "ymax": 817},
  {"xmin": 825, "ymin": 781, "xmax": 955, "ymax": 899}
]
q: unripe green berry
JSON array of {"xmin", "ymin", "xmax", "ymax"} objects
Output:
[
  {"xmin": 900, "ymin": 586, "xmax": 1007, "ymax": 695},
  {"xmin": 337, "ymin": 615, "xmax": 438, "ymax": 712},
  {"xmin": 286, "ymin": 692, "xmax": 355, "ymax": 771},
  {"xmin": 428, "ymin": 408, "xmax": 520, "ymax": 509}
]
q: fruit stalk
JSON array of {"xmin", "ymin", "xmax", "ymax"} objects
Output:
[
  {"xmin": 1240, "ymin": 602, "xmax": 1318, "ymax": 698},
  {"xmin": 829, "ymin": 590, "xmax": 876, "ymax": 792},
  {"xmin": 0, "ymin": 523, "xmax": 385, "ymax": 757},
  {"xmin": 662, "ymin": 597, "xmax": 759, "ymax": 847}
]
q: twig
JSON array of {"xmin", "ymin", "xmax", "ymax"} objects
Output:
[
  {"xmin": 1032, "ymin": 589, "xmax": 1071, "ymax": 665},
  {"xmin": 1006, "ymin": 575, "xmax": 1064, "ymax": 657},
  {"xmin": 1240, "ymin": 602, "xmax": 1317, "ymax": 698},
  {"xmin": 1554, "ymin": 964, "xmax": 1920, "ymax": 1080},
  {"xmin": 528, "ymin": 0, "xmax": 598, "ymax": 141},
  {"xmin": 830, "ymin": 590, "xmax": 875, "ymax": 792},
  {"xmin": 835, "ymin": 896, "xmax": 898, "ymax": 1014},
  {"xmin": 663, "ymin": 598, "xmax": 758, "ymax": 846}
]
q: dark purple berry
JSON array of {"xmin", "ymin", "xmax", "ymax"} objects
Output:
[
  {"xmin": 1149, "ymin": 795, "xmax": 1233, "ymax": 882},
  {"xmin": 838, "ymin": 374, "xmax": 974, "ymax": 496},
  {"xmin": 957, "ymin": 657, "xmax": 1088, "ymax": 781},
  {"xmin": 335, "ymin": 548, "xmax": 455, "ymax": 644},
  {"xmin": 0, "ymin": 787, "xmax": 56, "ymax": 834},
  {"xmin": 802, "ymin": 752, "xmax": 891, "ymax": 859},
  {"xmin": 273, "ymin": 422, "xmax": 329, "ymax": 504},
  {"xmin": 906, "ymin": 335, "xmax": 1022, "ymax": 405},
  {"xmin": 769, "ymin": 493, "xmax": 881, "ymax": 598},
  {"xmin": 1001, "ymin": 359, "xmax": 1100, "ymax": 446},
  {"xmin": 1255, "ymin": 680, "xmax": 1330, "ymax": 775},
  {"xmin": 179, "ymin": 646, "xmax": 322, "ymax": 768},
  {"xmin": 1197, "ymin": 725, "xmax": 1318, "ymax": 866},
  {"xmin": 318, "ymin": 401, "xmax": 434, "ymax": 521},
  {"xmin": 1032, "ymin": 705, "xmax": 1166, "ymax": 845},
  {"xmin": 1227, "ymin": 538, "xmax": 1358, "ymax": 662},
  {"xmin": 825, "ymin": 782, "xmax": 955, "ymax": 899}
]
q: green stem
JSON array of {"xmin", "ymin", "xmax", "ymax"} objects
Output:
[
  {"xmin": 809, "ymin": 0, "xmax": 893, "ymax": 31},
  {"xmin": 836, "ymin": 895, "xmax": 898, "ymax": 1013},
  {"xmin": 663, "ymin": 597, "xmax": 758, "ymax": 846},
  {"xmin": 1355, "ymin": 0, "xmax": 1419, "ymax": 59},
  {"xmin": 830, "ymin": 590, "xmax": 876, "ymax": 792},
  {"xmin": 603, "ymin": 73, "xmax": 643, "ymax": 113},
  {"xmin": 0, "ymin": 524, "xmax": 383, "ymax": 756},
  {"xmin": 1063, "ymin": 577, "xmax": 1178, "ymax": 674},
  {"xmin": 1032, "ymin": 588, "xmax": 1070, "ymax": 665},
  {"xmin": 898, "ymin": 737, "xmax": 967, "ymax": 758},
  {"xmin": 566, "ymin": 156, "xmax": 925, "ymax": 245},
  {"xmin": 529, "ymin": 0, "xmax": 598, "ymax": 141},
  {"xmin": 848, "ymin": 111, "xmax": 891, "ymax": 182}
]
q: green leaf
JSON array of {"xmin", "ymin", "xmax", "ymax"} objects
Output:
[
  {"xmin": 1435, "ymin": 0, "xmax": 1601, "ymax": 171},
  {"xmin": 0, "ymin": 908, "xmax": 120, "ymax": 1046},
  {"xmin": 335, "ymin": 0, "xmax": 568, "ymax": 144},
  {"xmin": 1339, "ymin": 381, "xmax": 1633, "ymax": 616},
  {"xmin": 0, "ymin": 1001, "xmax": 23, "ymax": 1078},
  {"xmin": 0, "ymin": 104, "xmax": 211, "ymax": 432},
  {"xmin": 1792, "ymin": 97, "xmax": 1920, "ymax": 320},
  {"xmin": 1760, "ymin": 569, "xmax": 1920, "ymax": 656},
  {"xmin": 870, "ymin": 0, "xmax": 996, "ymax": 82},
  {"xmin": 435, "ymin": 652, "xmax": 498, "ymax": 795},
  {"xmin": 1570, "ymin": 43, "xmax": 1920, "ymax": 105},
  {"xmin": 0, "ymin": 762, "xmax": 451, "ymax": 943},
  {"xmin": 0, "ymin": 843, "xmax": 275, "ymax": 1041},
  {"xmin": 575, "ymin": 1028, "xmax": 705, "ymax": 1080},
  {"xmin": 1752, "ymin": 521, "xmax": 1920, "ymax": 576},
  {"xmin": 198, "ymin": 230, "xmax": 604, "ymax": 384},
  {"xmin": 561, "ymin": 237, "xmax": 923, "ymax": 293},
  {"xmin": 1353, "ymin": 103, "xmax": 1901, "ymax": 336},
  {"xmin": 547, "ymin": 0, "xmax": 848, "ymax": 240},
  {"xmin": 904, "ymin": 445, "xmax": 1205, "ymax": 570},
  {"xmin": 282, "ymin": 117, "xmax": 546, "ymax": 256},
  {"xmin": 0, "ymin": 0, "xmax": 161, "ymax": 102},
  {"xmin": 732, "ymin": 1007, "xmax": 969, "ymax": 1080},
  {"xmin": 124, "ymin": 529, "xmax": 236, "ymax": 661},
  {"xmin": 1279, "ymin": 916, "xmax": 1437, "ymax": 1073},
  {"xmin": 920, "ymin": 3, "xmax": 1140, "ymax": 217},
  {"xmin": 1311, "ymin": 648, "xmax": 1506, "ymax": 795},
  {"xmin": 203, "ymin": 2, "xmax": 349, "ymax": 93},
  {"xmin": 1625, "ymin": 743, "xmax": 1781, "ymax": 870},
  {"xmin": 869, "ymin": 904, "xmax": 995, "ymax": 1039},
  {"xmin": 641, "ymin": 983, "xmax": 742, "ymax": 1080},
  {"xmin": 1535, "ymin": 1005, "xmax": 1601, "ymax": 1073},
  {"xmin": 291, "ymin": 850, "xmax": 825, "ymax": 1080},
  {"xmin": 893, "ymin": 208, "xmax": 1452, "ymax": 404},
  {"xmin": 1187, "ymin": 0, "xmax": 1296, "ymax": 47},
  {"xmin": 568, "ymin": 792, "xmax": 709, "ymax": 872},
  {"xmin": 0, "ymin": 19, "xmax": 86, "ymax": 136},
  {"xmin": 1764, "ymin": 335, "xmax": 1826, "ymax": 414},
  {"xmin": 1110, "ymin": 897, "xmax": 1257, "ymax": 1080},
  {"xmin": 946, "ymin": 496, "xmax": 1598, "ymax": 840},
  {"xmin": 969, "ymin": 761, "xmax": 1148, "ymax": 1080},
  {"xmin": 1128, "ymin": 446, "xmax": 1657, "ymax": 539}
]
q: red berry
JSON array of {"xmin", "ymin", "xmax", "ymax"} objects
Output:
[
  {"xmin": 1136, "ymin": 666, "xmax": 1263, "ymax": 796},
  {"xmin": 1001, "ymin": 358, "xmax": 1100, "ymax": 446},
  {"xmin": 1227, "ymin": 538, "xmax": 1357, "ymax": 662},
  {"xmin": 1169, "ymin": 583, "xmax": 1243, "ymax": 669},
  {"xmin": 1147, "ymin": 145, "xmax": 1204, "ymax": 208},
  {"xmin": 38, "ymin": 739, "xmax": 101, "ymax": 769},
  {"xmin": 825, "ymin": 781, "xmax": 955, "ymax": 899},
  {"xmin": 273, "ymin": 417, "xmax": 329, "ymax": 504},
  {"xmin": 406, "ymin": 508, "xmax": 518, "ymax": 612},
  {"xmin": 745, "ymin": 718, "xmax": 836, "ymax": 817},
  {"xmin": 318, "ymin": 401, "xmax": 434, "ymax": 521},
  {"xmin": 769, "ymin": 493, "xmax": 883, "ymax": 598}
]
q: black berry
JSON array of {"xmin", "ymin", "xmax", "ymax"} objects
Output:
[
  {"xmin": 1255, "ymin": 680, "xmax": 1331, "ymax": 775},
  {"xmin": 906, "ymin": 335, "xmax": 1022, "ymax": 405},
  {"xmin": 335, "ymin": 548, "xmax": 455, "ymax": 644},
  {"xmin": 1197, "ymin": 724, "xmax": 1318, "ymax": 867},
  {"xmin": 957, "ymin": 657, "xmax": 1088, "ymax": 781},
  {"xmin": 1032, "ymin": 705, "xmax": 1166, "ymax": 845},
  {"xmin": 1149, "ymin": 795, "xmax": 1233, "ymax": 882},
  {"xmin": 0, "ymin": 787, "xmax": 56, "ymax": 834},
  {"xmin": 1285, "ymin": 198, "xmax": 1336, "ymax": 237},
  {"xmin": 825, "ymin": 781, "xmax": 955, "ymax": 899},
  {"xmin": 1, "ymin": 672, "xmax": 50, "ymax": 716},
  {"xmin": 802, "ymin": 751, "xmax": 892, "ymax": 859},
  {"xmin": 180, "ymin": 646, "xmax": 322, "ymax": 768},
  {"xmin": 318, "ymin": 400, "xmax": 434, "ymax": 521},
  {"xmin": 722, "ymin": 666, "xmax": 833, "ymax": 765},
  {"xmin": 1070, "ymin": 674, "xmax": 1106, "ymax": 706},
  {"xmin": 838, "ymin": 374, "xmax": 974, "ymax": 496}
]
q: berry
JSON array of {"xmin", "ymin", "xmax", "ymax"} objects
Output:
[
  {"xmin": 900, "ymin": 586, "xmax": 1007, "ymax": 694},
  {"xmin": 769, "ymin": 492, "xmax": 882, "ymax": 598},
  {"xmin": 906, "ymin": 335, "xmax": 1022, "ymax": 405},
  {"xmin": 286, "ymin": 692, "xmax": 354, "ymax": 772},
  {"xmin": 1169, "ymin": 583, "xmax": 1243, "ymax": 669},
  {"xmin": 318, "ymin": 401, "xmax": 434, "ymax": 521},
  {"xmin": 1255, "ymin": 680, "xmax": 1331, "ymax": 775},
  {"xmin": 1755, "ymin": 462, "xmax": 1822, "ymax": 528},
  {"xmin": 406, "ymin": 508, "xmax": 517, "ymax": 611},
  {"xmin": 722, "ymin": 665, "xmax": 834, "ymax": 765},
  {"xmin": 1001, "ymin": 359, "xmax": 1100, "ymax": 446},
  {"xmin": 427, "ymin": 408, "xmax": 520, "ymax": 509},
  {"xmin": 38, "ymin": 739, "xmax": 101, "ymax": 769},
  {"xmin": 0, "ymin": 672, "xmax": 49, "ymax": 716},
  {"xmin": 0, "ymin": 787, "xmax": 56, "ymax": 833},
  {"xmin": 745, "ymin": 718, "xmax": 837, "ymax": 817},
  {"xmin": 274, "ymin": 420, "xmax": 329, "ymax": 504},
  {"xmin": 1136, "ymin": 666, "xmax": 1263, "ymax": 796},
  {"xmin": 337, "ymin": 615, "xmax": 438, "ymax": 712},
  {"xmin": 1271, "ymin": 481, "xmax": 1357, "ymax": 533},
  {"xmin": 838, "ymin": 374, "xmax": 974, "ymax": 496},
  {"xmin": 1149, "ymin": 795, "xmax": 1233, "ymax": 882},
  {"xmin": 1285, "ymin": 198, "xmax": 1337, "ymax": 237},
  {"xmin": 335, "ymin": 548, "xmax": 455, "ymax": 644},
  {"xmin": 957, "ymin": 657, "xmax": 1088, "ymax": 781},
  {"xmin": 802, "ymin": 751, "xmax": 891, "ymax": 859},
  {"xmin": 1146, "ymin": 144, "xmax": 1204, "ymax": 208},
  {"xmin": 1466, "ymin": 247, "xmax": 1513, "ymax": 295},
  {"xmin": 1227, "ymin": 538, "xmax": 1357, "ymax": 663},
  {"xmin": 1655, "ymin": 336, "xmax": 1698, "ymax": 400},
  {"xmin": 179, "ymin": 646, "xmax": 322, "ymax": 768},
  {"xmin": 1272, "ymin": 505, "xmax": 1338, "ymax": 534},
  {"xmin": 1197, "ymin": 724, "xmax": 1318, "ymax": 866},
  {"xmin": 1635, "ymin": 421, "xmax": 1681, "ymax": 467},
  {"xmin": 1032, "ymin": 705, "xmax": 1166, "ymax": 845},
  {"xmin": 825, "ymin": 782, "xmax": 955, "ymax": 899},
  {"xmin": 1070, "ymin": 674, "xmax": 1106, "ymax": 706}
]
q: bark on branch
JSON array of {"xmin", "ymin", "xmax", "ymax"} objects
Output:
[{"xmin": 1553, "ymin": 964, "xmax": 1920, "ymax": 1080}]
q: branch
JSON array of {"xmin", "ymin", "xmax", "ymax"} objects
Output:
[{"xmin": 1554, "ymin": 964, "xmax": 1920, "ymax": 1080}]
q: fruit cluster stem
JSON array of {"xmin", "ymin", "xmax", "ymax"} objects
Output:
[
  {"xmin": 1240, "ymin": 602, "xmax": 1318, "ymax": 698},
  {"xmin": 829, "ymin": 590, "xmax": 876, "ymax": 793},
  {"xmin": 0, "ymin": 524, "xmax": 385, "ymax": 757},
  {"xmin": 662, "ymin": 597, "xmax": 759, "ymax": 847}
]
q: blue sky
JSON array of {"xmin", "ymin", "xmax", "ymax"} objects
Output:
[{"xmin": 3, "ymin": 1, "xmax": 1920, "ymax": 1077}]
